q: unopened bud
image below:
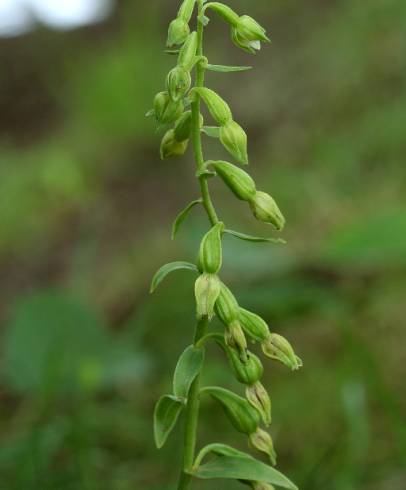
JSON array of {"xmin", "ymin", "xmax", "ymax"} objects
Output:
[
  {"xmin": 220, "ymin": 120, "xmax": 248, "ymax": 165},
  {"xmin": 167, "ymin": 66, "xmax": 192, "ymax": 102},
  {"xmin": 249, "ymin": 428, "xmax": 277, "ymax": 466},
  {"xmin": 198, "ymin": 222, "xmax": 224, "ymax": 274},
  {"xmin": 262, "ymin": 333, "xmax": 302, "ymax": 371},
  {"xmin": 192, "ymin": 87, "xmax": 232, "ymax": 126},
  {"xmin": 178, "ymin": 0, "xmax": 196, "ymax": 23},
  {"xmin": 227, "ymin": 348, "xmax": 263, "ymax": 386},
  {"xmin": 232, "ymin": 15, "xmax": 270, "ymax": 54},
  {"xmin": 249, "ymin": 191, "xmax": 285, "ymax": 230},
  {"xmin": 215, "ymin": 282, "xmax": 239, "ymax": 326},
  {"xmin": 174, "ymin": 111, "xmax": 193, "ymax": 142},
  {"xmin": 160, "ymin": 129, "xmax": 188, "ymax": 159},
  {"xmin": 225, "ymin": 320, "xmax": 247, "ymax": 359},
  {"xmin": 194, "ymin": 273, "xmax": 221, "ymax": 320},
  {"xmin": 167, "ymin": 18, "xmax": 190, "ymax": 47},
  {"xmin": 239, "ymin": 308, "xmax": 269, "ymax": 342},
  {"xmin": 246, "ymin": 381, "xmax": 271, "ymax": 426},
  {"xmin": 205, "ymin": 386, "xmax": 261, "ymax": 435},
  {"xmin": 204, "ymin": 2, "xmax": 239, "ymax": 26},
  {"xmin": 178, "ymin": 31, "xmax": 198, "ymax": 71},
  {"xmin": 209, "ymin": 160, "xmax": 256, "ymax": 201},
  {"xmin": 153, "ymin": 92, "xmax": 184, "ymax": 125}
]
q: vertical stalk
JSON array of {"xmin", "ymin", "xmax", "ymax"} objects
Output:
[{"xmin": 177, "ymin": 2, "xmax": 219, "ymax": 489}]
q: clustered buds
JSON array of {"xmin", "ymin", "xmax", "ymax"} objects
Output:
[
  {"xmin": 207, "ymin": 161, "xmax": 285, "ymax": 231},
  {"xmin": 204, "ymin": 2, "xmax": 271, "ymax": 53},
  {"xmin": 152, "ymin": 2, "xmax": 300, "ymax": 487},
  {"xmin": 192, "ymin": 87, "xmax": 248, "ymax": 164}
]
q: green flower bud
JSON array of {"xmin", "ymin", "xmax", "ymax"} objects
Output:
[
  {"xmin": 215, "ymin": 282, "xmax": 239, "ymax": 326},
  {"xmin": 246, "ymin": 381, "xmax": 271, "ymax": 426},
  {"xmin": 262, "ymin": 333, "xmax": 303, "ymax": 371},
  {"xmin": 195, "ymin": 273, "xmax": 221, "ymax": 320},
  {"xmin": 174, "ymin": 111, "xmax": 193, "ymax": 142},
  {"xmin": 167, "ymin": 18, "xmax": 190, "ymax": 47},
  {"xmin": 153, "ymin": 91, "xmax": 184, "ymax": 125},
  {"xmin": 209, "ymin": 160, "xmax": 256, "ymax": 201},
  {"xmin": 160, "ymin": 129, "xmax": 188, "ymax": 160},
  {"xmin": 227, "ymin": 349, "xmax": 263, "ymax": 386},
  {"xmin": 231, "ymin": 16, "xmax": 270, "ymax": 54},
  {"xmin": 249, "ymin": 428, "xmax": 277, "ymax": 466},
  {"xmin": 192, "ymin": 87, "xmax": 232, "ymax": 126},
  {"xmin": 178, "ymin": 31, "xmax": 198, "ymax": 71},
  {"xmin": 198, "ymin": 222, "xmax": 224, "ymax": 274},
  {"xmin": 249, "ymin": 191, "xmax": 285, "ymax": 230},
  {"xmin": 225, "ymin": 320, "xmax": 248, "ymax": 359},
  {"xmin": 239, "ymin": 308, "xmax": 269, "ymax": 342},
  {"xmin": 178, "ymin": 0, "xmax": 196, "ymax": 23},
  {"xmin": 219, "ymin": 120, "xmax": 248, "ymax": 165},
  {"xmin": 204, "ymin": 2, "xmax": 239, "ymax": 25},
  {"xmin": 204, "ymin": 386, "xmax": 261, "ymax": 435},
  {"xmin": 167, "ymin": 66, "xmax": 192, "ymax": 102}
]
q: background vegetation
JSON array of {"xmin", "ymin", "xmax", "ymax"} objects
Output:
[{"xmin": 0, "ymin": 0, "xmax": 405, "ymax": 488}]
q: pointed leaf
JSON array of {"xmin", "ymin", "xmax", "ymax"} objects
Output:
[
  {"xmin": 201, "ymin": 126, "xmax": 221, "ymax": 138},
  {"xmin": 150, "ymin": 262, "xmax": 198, "ymax": 293},
  {"xmin": 224, "ymin": 229, "xmax": 286, "ymax": 244},
  {"xmin": 145, "ymin": 109, "xmax": 155, "ymax": 117},
  {"xmin": 206, "ymin": 64, "xmax": 252, "ymax": 73},
  {"xmin": 192, "ymin": 454, "xmax": 298, "ymax": 489},
  {"xmin": 194, "ymin": 443, "xmax": 250, "ymax": 469},
  {"xmin": 172, "ymin": 200, "xmax": 202, "ymax": 239},
  {"xmin": 173, "ymin": 345, "xmax": 205, "ymax": 398},
  {"xmin": 153, "ymin": 395, "xmax": 184, "ymax": 449}
]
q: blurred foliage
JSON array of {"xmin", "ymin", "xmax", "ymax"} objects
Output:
[{"xmin": 0, "ymin": 0, "xmax": 405, "ymax": 489}]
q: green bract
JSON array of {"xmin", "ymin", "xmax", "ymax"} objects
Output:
[{"xmin": 149, "ymin": 2, "xmax": 301, "ymax": 490}]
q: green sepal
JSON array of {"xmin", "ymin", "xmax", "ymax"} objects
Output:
[
  {"xmin": 206, "ymin": 64, "xmax": 252, "ymax": 73},
  {"xmin": 153, "ymin": 394, "xmax": 184, "ymax": 449},
  {"xmin": 172, "ymin": 199, "xmax": 202, "ymax": 239},
  {"xmin": 150, "ymin": 261, "xmax": 198, "ymax": 293},
  {"xmin": 195, "ymin": 273, "xmax": 221, "ymax": 320},
  {"xmin": 173, "ymin": 345, "xmax": 205, "ymax": 398},
  {"xmin": 224, "ymin": 229, "xmax": 286, "ymax": 244},
  {"xmin": 201, "ymin": 386, "xmax": 260, "ymax": 434},
  {"xmin": 201, "ymin": 126, "xmax": 220, "ymax": 138}
]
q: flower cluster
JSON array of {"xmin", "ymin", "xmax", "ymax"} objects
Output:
[{"xmin": 150, "ymin": 2, "xmax": 300, "ymax": 490}]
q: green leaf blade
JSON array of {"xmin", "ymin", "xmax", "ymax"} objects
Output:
[
  {"xmin": 193, "ymin": 454, "xmax": 298, "ymax": 489},
  {"xmin": 225, "ymin": 229, "xmax": 286, "ymax": 244},
  {"xmin": 172, "ymin": 199, "xmax": 202, "ymax": 239},
  {"xmin": 150, "ymin": 261, "xmax": 198, "ymax": 293},
  {"xmin": 153, "ymin": 395, "xmax": 184, "ymax": 449},
  {"xmin": 173, "ymin": 345, "xmax": 205, "ymax": 398},
  {"xmin": 206, "ymin": 64, "xmax": 252, "ymax": 73}
]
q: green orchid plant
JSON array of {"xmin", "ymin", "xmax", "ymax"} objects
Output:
[{"xmin": 148, "ymin": 1, "xmax": 302, "ymax": 489}]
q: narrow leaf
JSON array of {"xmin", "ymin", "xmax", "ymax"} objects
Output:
[
  {"xmin": 201, "ymin": 126, "xmax": 220, "ymax": 138},
  {"xmin": 172, "ymin": 199, "xmax": 202, "ymax": 239},
  {"xmin": 173, "ymin": 345, "xmax": 205, "ymax": 398},
  {"xmin": 194, "ymin": 443, "xmax": 249, "ymax": 469},
  {"xmin": 193, "ymin": 454, "xmax": 298, "ymax": 490},
  {"xmin": 206, "ymin": 64, "xmax": 252, "ymax": 73},
  {"xmin": 153, "ymin": 395, "xmax": 184, "ymax": 449},
  {"xmin": 225, "ymin": 229, "xmax": 286, "ymax": 244},
  {"xmin": 150, "ymin": 261, "xmax": 198, "ymax": 293}
]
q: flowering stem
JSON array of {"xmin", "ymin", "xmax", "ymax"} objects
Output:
[{"xmin": 177, "ymin": 2, "xmax": 218, "ymax": 489}]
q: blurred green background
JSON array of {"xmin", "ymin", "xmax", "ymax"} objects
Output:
[{"xmin": 0, "ymin": 0, "xmax": 405, "ymax": 489}]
